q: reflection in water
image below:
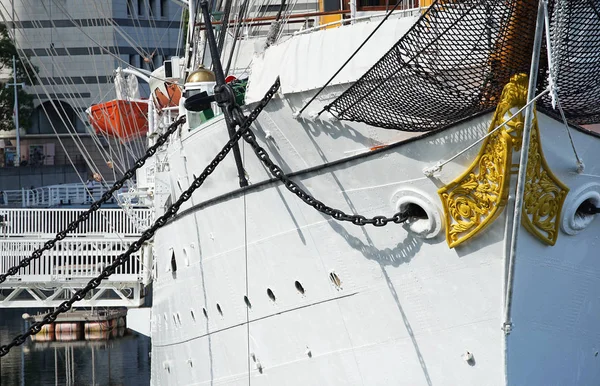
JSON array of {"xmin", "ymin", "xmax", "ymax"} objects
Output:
[{"xmin": 0, "ymin": 309, "xmax": 151, "ymax": 386}]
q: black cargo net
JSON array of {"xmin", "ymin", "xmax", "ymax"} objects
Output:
[
  {"xmin": 324, "ymin": 0, "xmax": 600, "ymax": 132},
  {"xmin": 543, "ymin": 0, "xmax": 600, "ymax": 124}
]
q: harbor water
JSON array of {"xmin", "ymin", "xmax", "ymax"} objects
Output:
[{"xmin": 0, "ymin": 309, "xmax": 151, "ymax": 385}]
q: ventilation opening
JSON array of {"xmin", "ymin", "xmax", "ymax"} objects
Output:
[
  {"xmin": 216, "ymin": 303, "xmax": 223, "ymax": 316},
  {"xmin": 170, "ymin": 251, "xmax": 177, "ymax": 272},
  {"xmin": 267, "ymin": 288, "xmax": 276, "ymax": 302},
  {"xmin": 244, "ymin": 295, "xmax": 252, "ymax": 308},
  {"xmin": 191, "ymin": 310, "xmax": 196, "ymax": 321},
  {"xmin": 403, "ymin": 202, "xmax": 428, "ymax": 219},
  {"xmin": 329, "ymin": 272, "xmax": 341, "ymax": 288},
  {"xmin": 202, "ymin": 308, "xmax": 208, "ymax": 318},
  {"xmin": 295, "ymin": 281, "xmax": 305, "ymax": 295}
]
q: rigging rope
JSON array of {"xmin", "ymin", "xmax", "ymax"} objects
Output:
[
  {"xmin": 0, "ymin": 115, "xmax": 185, "ymax": 286},
  {"xmin": 325, "ymin": 0, "xmax": 600, "ymax": 131},
  {"xmin": 543, "ymin": 0, "xmax": 584, "ymax": 173},
  {"xmin": 2, "ymin": 0, "xmax": 128, "ymax": 176},
  {"xmin": 422, "ymin": 87, "xmax": 550, "ymax": 177},
  {"xmin": 296, "ymin": 0, "xmax": 407, "ymax": 118},
  {"xmin": 1, "ymin": 71, "xmax": 420, "ymax": 355},
  {"xmin": 0, "ymin": 78, "xmax": 279, "ymax": 358}
]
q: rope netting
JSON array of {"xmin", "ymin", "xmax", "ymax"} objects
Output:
[
  {"xmin": 545, "ymin": 0, "xmax": 600, "ymax": 124},
  {"xmin": 324, "ymin": 0, "xmax": 600, "ymax": 132}
]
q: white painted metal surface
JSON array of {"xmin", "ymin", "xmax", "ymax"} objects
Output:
[
  {"xmin": 147, "ymin": 77, "xmax": 600, "ymax": 385},
  {"xmin": 149, "ymin": 105, "xmax": 504, "ymax": 385},
  {"xmin": 245, "ymin": 14, "xmax": 420, "ymax": 103}
]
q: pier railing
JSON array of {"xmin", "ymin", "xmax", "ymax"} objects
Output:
[
  {"xmin": 0, "ymin": 208, "xmax": 152, "ymax": 237},
  {"xmin": 0, "ymin": 206, "xmax": 153, "ymax": 308},
  {"xmin": 0, "ymin": 236, "xmax": 150, "ymax": 308},
  {"xmin": 0, "ymin": 238, "xmax": 144, "ymax": 282},
  {"xmin": 0, "ymin": 182, "xmax": 131, "ymax": 208}
]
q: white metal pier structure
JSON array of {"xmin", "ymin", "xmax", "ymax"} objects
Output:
[
  {"xmin": 0, "ymin": 182, "xmax": 123, "ymax": 208},
  {"xmin": 0, "ymin": 207, "xmax": 152, "ymax": 308}
]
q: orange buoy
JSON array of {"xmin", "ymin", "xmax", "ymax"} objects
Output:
[{"xmin": 88, "ymin": 100, "xmax": 149, "ymax": 140}]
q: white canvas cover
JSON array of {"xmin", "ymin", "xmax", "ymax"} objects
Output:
[{"xmin": 246, "ymin": 15, "xmax": 419, "ymax": 103}]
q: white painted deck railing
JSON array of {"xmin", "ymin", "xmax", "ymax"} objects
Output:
[
  {"xmin": 0, "ymin": 182, "xmax": 129, "ymax": 208},
  {"xmin": 0, "ymin": 208, "xmax": 151, "ymax": 237},
  {"xmin": 0, "ymin": 238, "xmax": 144, "ymax": 282}
]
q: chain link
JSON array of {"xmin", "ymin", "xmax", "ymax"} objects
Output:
[
  {"xmin": 0, "ymin": 116, "xmax": 186, "ymax": 286},
  {"xmin": 0, "ymin": 78, "xmax": 280, "ymax": 358},
  {"xmin": 241, "ymin": 130, "xmax": 412, "ymax": 227},
  {"xmin": 0, "ymin": 75, "xmax": 412, "ymax": 356}
]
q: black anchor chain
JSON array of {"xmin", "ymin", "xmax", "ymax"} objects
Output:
[
  {"xmin": 0, "ymin": 115, "xmax": 186, "ymax": 285},
  {"xmin": 0, "ymin": 78, "xmax": 280, "ymax": 357},
  {"xmin": 240, "ymin": 127, "xmax": 415, "ymax": 227}
]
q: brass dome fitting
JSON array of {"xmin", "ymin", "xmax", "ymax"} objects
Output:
[{"xmin": 186, "ymin": 65, "xmax": 216, "ymax": 83}]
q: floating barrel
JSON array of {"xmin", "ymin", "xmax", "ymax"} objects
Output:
[
  {"xmin": 54, "ymin": 322, "xmax": 81, "ymax": 341},
  {"xmin": 84, "ymin": 320, "xmax": 110, "ymax": 333},
  {"xmin": 85, "ymin": 328, "xmax": 111, "ymax": 341},
  {"xmin": 31, "ymin": 323, "xmax": 55, "ymax": 342},
  {"xmin": 85, "ymin": 320, "xmax": 111, "ymax": 340}
]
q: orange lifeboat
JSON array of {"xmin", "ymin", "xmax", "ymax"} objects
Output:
[{"xmin": 88, "ymin": 100, "xmax": 148, "ymax": 140}]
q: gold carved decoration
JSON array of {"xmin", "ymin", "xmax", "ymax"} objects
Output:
[
  {"xmin": 521, "ymin": 124, "xmax": 568, "ymax": 245},
  {"xmin": 438, "ymin": 74, "xmax": 568, "ymax": 248}
]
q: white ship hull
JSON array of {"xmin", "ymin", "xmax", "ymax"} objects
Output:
[{"xmin": 148, "ymin": 92, "xmax": 600, "ymax": 384}]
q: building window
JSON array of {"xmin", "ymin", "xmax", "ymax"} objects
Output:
[
  {"xmin": 149, "ymin": 0, "xmax": 157, "ymax": 17},
  {"xmin": 129, "ymin": 54, "xmax": 139, "ymax": 68},
  {"xmin": 153, "ymin": 54, "xmax": 162, "ymax": 70},
  {"xmin": 138, "ymin": 0, "xmax": 146, "ymax": 18},
  {"xmin": 160, "ymin": 0, "xmax": 167, "ymax": 17},
  {"xmin": 127, "ymin": 0, "xmax": 134, "ymax": 16},
  {"xmin": 356, "ymin": 0, "xmax": 419, "ymax": 11}
]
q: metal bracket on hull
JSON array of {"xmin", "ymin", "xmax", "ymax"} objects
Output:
[{"xmin": 438, "ymin": 74, "xmax": 568, "ymax": 248}]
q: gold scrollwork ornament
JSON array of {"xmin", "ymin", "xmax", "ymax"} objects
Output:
[{"xmin": 438, "ymin": 74, "xmax": 568, "ymax": 248}]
